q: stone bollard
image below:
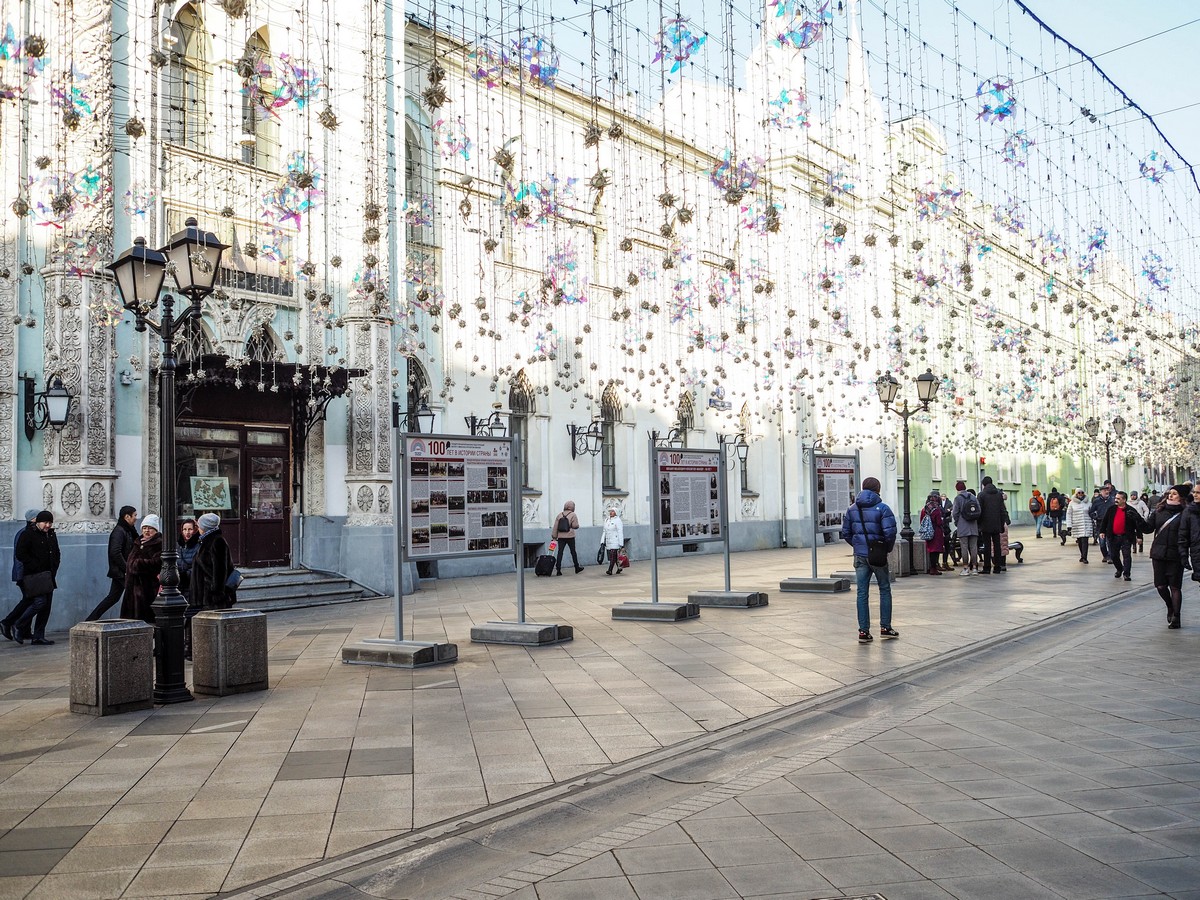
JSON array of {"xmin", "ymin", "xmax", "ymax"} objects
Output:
[
  {"xmin": 69, "ymin": 620, "xmax": 154, "ymax": 716},
  {"xmin": 191, "ymin": 609, "xmax": 269, "ymax": 696}
]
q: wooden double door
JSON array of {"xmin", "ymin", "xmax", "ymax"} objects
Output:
[{"xmin": 175, "ymin": 423, "xmax": 290, "ymax": 567}]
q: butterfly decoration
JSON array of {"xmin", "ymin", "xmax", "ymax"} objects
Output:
[
  {"xmin": 653, "ymin": 17, "xmax": 706, "ymax": 74},
  {"xmin": 767, "ymin": 88, "xmax": 811, "ymax": 129},
  {"xmin": 772, "ymin": 1, "xmax": 832, "ymax": 51},
  {"xmin": 1001, "ymin": 129, "xmax": 1033, "ymax": 167},
  {"xmin": 1139, "ymin": 150, "xmax": 1173, "ymax": 183},
  {"xmin": 977, "ymin": 77, "xmax": 1017, "ymax": 123},
  {"xmin": 515, "ymin": 35, "xmax": 558, "ymax": 88}
]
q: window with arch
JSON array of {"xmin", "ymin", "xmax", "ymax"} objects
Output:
[
  {"xmin": 738, "ymin": 403, "xmax": 752, "ymax": 494},
  {"xmin": 600, "ymin": 383, "xmax": 622, "ymax": 491},
  {"xmin": 405, "ymin": 119, "xmax": 434, "ymax": 248},
  {"xmin": 675, "ymin": 392, "xmax": 695, "ymax": 448},
  {"xmin": 406, "ymin": 358, "xmax": 430, "ymax": 428},
  {"xmin": 177, "ymin": 320, "xmax": 215, "ymax": 363},
  {"xmin": 240, "ymin": 29, "xmax": 279, "ymax": 169},
  {"xmin": 166, "ymin": 4, "xmax": 211, "ymax": 152},
  {"xmin": 246, "ymin": 326, "xmax": 281, "ymax": 363},
  {"xmin": 509, "ymin": 371, "xmax": 535, "ymax": 489}
]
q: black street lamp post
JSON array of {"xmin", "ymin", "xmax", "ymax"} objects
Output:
[
  {"xmin": 1084, "ymin": 415, "xmax": 1127, "ymax": 485},
  {"xmin": 109, "ymin": 219, "xmax": 228, "ymax": 705},
  {"xmin": 876, "ymin": 369, "xmax": 940, "ymax": 576}
]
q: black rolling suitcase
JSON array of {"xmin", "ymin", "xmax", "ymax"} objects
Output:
[{"xmin": 534, "ymin": 554, "xmax": 556, "ymax": 577}]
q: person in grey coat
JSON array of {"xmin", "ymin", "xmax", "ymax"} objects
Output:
[{"xmin": 951, "ymin": 481, "xmax": 980, "ymax": 575}]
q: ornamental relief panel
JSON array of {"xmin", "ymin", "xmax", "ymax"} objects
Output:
[
  {"xmin": 522, "ymin": 497, "xmax": 540, "ymax": 524},
  {"xmin": 741, "ymin": 497, "xmax": 760, "ymax": 518}
]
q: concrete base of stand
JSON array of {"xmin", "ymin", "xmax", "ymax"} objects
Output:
[
  {"xmin": 687, "ymin": 590, "xmax": 769, "ymax": 608},
  {"xmin": 832, "ymin": 570, "xmax": 896, "ymax": 583},
  {"xmin": 341, "ymin": 639, "xmax": 458, "ymax": 669},
  {"xmin": 780, "ymin": 577, "xmax": 850, "ymax": 593},
  {"xmin": 470, "ymin": 621, "xmax": 574, "ymax": 645},
  {"xmin": 611, "ymin": 601, "xmax": 700, "ymax": 622}
]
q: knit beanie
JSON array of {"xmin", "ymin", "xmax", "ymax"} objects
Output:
[
  {"xmin": 34, "ymin": 510, "xmax": 53, "ymax": 523},
  {"xmin": 861, "ymin": 476, "xmax": 881, "ymax": 492},
  {"xmin": 1171, "ymin": 485, "xmax": 1192, "ymax": 502},
  {"xmin": 140, "ymin": 514, "xmax": 162, "ymax": 533},
  {"xmin": 197, "ymin": 512, "xmax": 221, "ymax": 532},
  {"xmin": 954, "ymin": 480, "xmax": 966, "ymax": 492}
]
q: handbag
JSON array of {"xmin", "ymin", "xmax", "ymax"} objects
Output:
[
  {"xmin": 225, "ymin": 568, "xmax": 244, "ymax": 590},
  {"xmin": 20, "ymin": 570, "xmax": 55, "ymax": 598},
  {"xmin": 857, "ymin": 506, "xmax": 890, "ymax": 567},
  {"xmin": 596, "ymin": 544, "xmax": 605, "ymax": 565}
]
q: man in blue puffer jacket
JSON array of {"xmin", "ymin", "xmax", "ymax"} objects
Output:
[{"xmin": 839, "ymin": 476, "xmax": 899, "ymax": 644}]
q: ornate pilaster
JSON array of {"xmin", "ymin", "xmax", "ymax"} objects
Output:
[
  {"xmin": 0, "ymin": 244, "xmax": 15, "ymax": 521},
  {"xmin": 344, "ymin": 320, "xmax": 392, "ymax": 525}
]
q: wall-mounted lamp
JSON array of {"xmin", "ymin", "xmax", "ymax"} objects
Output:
[
  {"xmin": 466, "ymin": 410, "xmax": 507, "ymax": 437},
  {"xmin": 718, "ymin": 432, "xmax": 750, "ymax": 464},
  {"xmin": 567, "ymin": 420, "xmax": 603, "ymax": 459},
  {"xmin": 649, "ymin": 427, "xmax": 686, "ymax": 449},
  {"xmin": 22, "ymin": 374, "xmax": 74, "ymax": 440},
  {"xmin": 392, "ymin": 399, "xmax": 435, "ymax": 433}
]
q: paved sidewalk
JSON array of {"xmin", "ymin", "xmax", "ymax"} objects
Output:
[{"xmin": 0, "ymin": 528, "xmax": 1186, "ymax": 898}]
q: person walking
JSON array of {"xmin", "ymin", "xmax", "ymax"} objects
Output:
[
  {"xmin": 84, "ymin": 506, "xmax": 139, "ymax": 621},
  {"xmin": 1028, "ymin": 487, "xmax": 1046, "ymax": 538},
  {"xmin": 918, "ymin": 493, "xmax": 945, "ymax": 575},
  {"xmin": 1129, "ymin": 491, "xmax": 1150, "ymax": 554},
  {"xmin": 3, "ymin": 511, "xmax": 60, "ymax": 644},
  {"xmin": 3, "ymin": 510, "xmax": 41, "ymax": 639},
  {"xmin": 1091, "ymin": 483, "xmax": 1116, "ymax": 561},
  {"xmin": 951, "ymin": 481, "xmax": 980, "ymax": 575},
  {"xmin": 1140, "ymin": 485, "xmax": 1189, "ymax": 629},
  {"xmin": 190, "ymin": 513, "xmax": 235, "ymax": 611},
  {"xmin": 602, "ymin": 508, "xmax": 625, "ymax": 575},
  {"xmin": 1046, "ymin": 488, "xmax": 1066, "ymax": 540},
  {"xmin": 839, "ymin": 476, "xmax": 898, "ymax": 643},
  {"xmin": 977, "ymin": 476, "xmax": 1010, "ymax": 574},
  {"xmin": 1177, "ymin": 486, "xmax": 1200, "ymax": 627},
  {"xmin": 121, "ymin": 515, "xmax": 163, "ymax": 624},
  {"xmin": 1066, "ymin": 488, "xmax": 1095, "ymax": 562},
  {"xmin": 552, "ymin": 501, "xmax": 584, "ymax": 575},
  {"xmin": 1099, "ymin": 491, "xmax": 1145, "ymax": 582}
]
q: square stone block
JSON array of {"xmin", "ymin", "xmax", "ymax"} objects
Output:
[
  {"xmin": 191, "ymin": 610, "xmax": 269, "ymax": 696},
  {"xmin": 69, "ymin": 620, "xmax": 154, "ymax": 716}
]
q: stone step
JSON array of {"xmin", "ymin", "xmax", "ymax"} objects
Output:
[
  {"xmin": 238, "ymin": 591, "xmax": 371, "ymax": 613},
  {"xmin": 235, "ymin": 578, "xmax": 361, "ymax": 602}
]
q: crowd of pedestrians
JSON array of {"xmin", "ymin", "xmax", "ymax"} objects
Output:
[{"xmin": 1, "ymin": 508, "xmax": 237, "ymax": 649}]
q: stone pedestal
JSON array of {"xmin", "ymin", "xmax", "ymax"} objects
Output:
[
  {"xmin": 779, "ymin": 578, "xmax": 850, "ymax": 593},
  {"xmin": 191, "ymin": 609, "xmax": 269, "ymax": 696},
  {"xmin": 611, "ymin": 601, "xmax": 700, "ymax": 622},
  {"xmin": 890, "ymin": 538, "xmax": 928, "ymax": 576},
  {"xmin": 341, "ymin": 639, "xmax": 458, "ymax": 668},
  {"xmin": 69, "ymin": 620, "xmax": 154, "ymax": 716},
  {"xmin": 688, "ymin": 591, "xmax": 769, "ymax": 608},
  {"xmin": 470, "ymin": 621, "xmax": 574, "ymax": 645}
]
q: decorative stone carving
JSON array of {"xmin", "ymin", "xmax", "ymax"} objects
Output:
[
  {"xmin": 522, "ymin": 496, "xmax": 540, "ymax": 523},
  {"xmin": 43, "ymin": 484, "xmax": 53, "ymax": 510},
  {"xmin": 603, "ymin": 497, "xmax": 626, "ymax": 517},
  {"xmin": 88, "ymin": 482, "xmax": 107, "ymax": 516},
  {"xmin": 356, "ymin": 485, "xmax": 374, "ymax": 512},
  {"xmin": 61, "ymin": 482, "xmax": 83, "ymax": 515},
  {"xmin": 741, "ymin": 497, "xmax": 760, "ymax": 518},
  {"xmin": 377, "ymin": 485, "xmax": 389, "ymax": 514}
]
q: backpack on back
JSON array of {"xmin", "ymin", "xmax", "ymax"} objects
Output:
[
  {"xmin": 556, "ymin": 513, "xmax": 571, "ymax": 534},
  {"xmin": 1048, "ymin": 495, "xmax": 1061, "ymax": 513},
  {"xmin": 961, "ymin": 496, "xmax": 982, "ymax": 521},
  {"xmin": 1029, "ymin": 496, "xmax": 1043, "ymax": 515}
]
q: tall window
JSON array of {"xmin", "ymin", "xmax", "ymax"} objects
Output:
[
  {"xmin": 240, "ymin": 30, "xmax": 279, "ymax": 169},
  {"xmin": 738, "ymin": 402, "xmax": 752, "ymax": 493},
  {"xmin": 675, "ymin": 392, "xmax": 695, "ymax": 448},
  {"xmin": 406, "ymin": 358, "xmax": 430, "ymax": 428},
  {"xmin": 601, "ymin": 383, "xmax": 621, "ymax": 490},
  {"xmin": 246, "ymin": 327, "xmax": 281, "ymax": 362},
  {"xmin": 167, "ymin": 4, "xmax": 210, "ymax": 152},
  {"xmin": 509, "ymin": 370, "xmax": 534, "ymax": 489},
  {"xmin": 405, "ymin": 120, "xmax": 434, "ymax": 248}
]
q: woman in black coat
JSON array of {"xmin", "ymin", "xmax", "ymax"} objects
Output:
[
  {"xmin": 8, "ymin": 511, "xmax": 60, "ymax": 644},
  {"xmin": 121, "ymin": 515, "xmax": 163, "ymax": 624},
  {"xmin": 191, "ymin": 513, "xmax": 235, "ymax": 611},
  {"xmin": 1146, "ymin": 485, "xmax": 1190, "ymax": 629}
]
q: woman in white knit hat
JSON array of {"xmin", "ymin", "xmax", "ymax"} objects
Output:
[{"xmin": 121, "ymin": 514, "xmax": 163, "ymax": 623}]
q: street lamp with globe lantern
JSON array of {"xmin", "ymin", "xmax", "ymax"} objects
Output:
[{"xmin": 1084, "ymin": 415, "xmax": 1127, "ymax": 485}]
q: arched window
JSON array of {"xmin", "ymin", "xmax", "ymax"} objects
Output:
[
  {"xmin": 738, "ymin": 402, "xmax": 752, "ymax": 493},
  {"xmin": 406, "ymin": 358, "xmax": 430, "ymax": 427},
  {"xmin": 246, "ymin": 326, "xmax": 282, "ymax": 362},
  {"xmin": 601, "ymin": 383, "xmax": 621, "ymax": 490},
  {"xmin": 167, "ymin": 4, "xmax": 210, "ymax": 152},
  {"xmin": 177, "ymin": 320, "xmax": 215, "ymax": 363},
  {"xmin": 240, "ymin": 29, "xmax": 279, "ymax": 169},
  {"xmin": 675, "ymin": 392, "xmax": 695, "ymax": 448},
  {"xmin": 405, "ymin": 119, "xmax": 434, "ymax": 248},
  {"xmin": 509, "ymin": 370, "xmax": 535, "ymax": 489}
]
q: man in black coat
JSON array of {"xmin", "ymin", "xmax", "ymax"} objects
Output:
[
  {"xmin": 1099, "ymin": 491, "xmax": 1146, "ymax": 582},
  {"xmin": 85, "ymin": 506, "xmax": 139, "ymax": 621},
  {"xmin": 2, "ymin": 511, "xmax": 61, "ymax": 644},
  {"xmin": 1090, "ymin": 483, "xmax": 1117, "ymax": 562},
  {"xmin": 977, "ymin": 476, "xmax": 1011, "ymax": 575}
]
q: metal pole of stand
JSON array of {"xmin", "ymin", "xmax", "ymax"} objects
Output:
[
  {"xmin": 513, "ymin": 434, "xmax": 526, "ymax": 624},
  {"xmin": 810, "ymin": 451, "xmax": 819, "ymax": 579},
  {"xmin": 720, "ymin": 441, "xmax": 732, "ymax": 592},
  {"xmin": 391, "ymin": 405, "xmax": 406, "ymax": 643},
  {"xmin": 649, "ymin": 432, "xmax": 660, "ymax": 604}
]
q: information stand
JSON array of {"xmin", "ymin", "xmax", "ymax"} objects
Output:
[
  {"xmin": 611, "ymin": 433, "xmax": 706, "ymax": 622},
  {"xmin": 779, "ymin": 452, "xmax": 857, "ymax": 595},
  {"xmin": 688, "ymin": 440, "xmax": 769, "ymax": 609},
  {"xmin": 470, "ymin": 434, "xmax": 573, "ymax": 646}
]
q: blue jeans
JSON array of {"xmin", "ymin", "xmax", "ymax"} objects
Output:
[
  {"xmin": 854, "ymin": 555, "xmax": 892, "ymax": 633},
  {"xmin": 1033, "ymin": 514, "xmax": 1044, "ymax": 536}
]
